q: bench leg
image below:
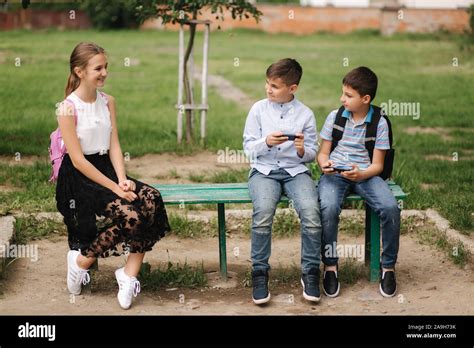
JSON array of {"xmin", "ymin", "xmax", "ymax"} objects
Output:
[
  {"xmin": 365, "ymin": 205, "xmax": 380, "ymax": 282},
  {"xmin": 217, "ymin": 203, "xmax": 228, "ymax": 280}
]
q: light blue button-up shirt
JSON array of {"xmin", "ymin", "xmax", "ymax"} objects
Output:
[
  {"xmin": 320, "ymin": 105, "xmax": 390, "ymax": 170},
  {"xmin": 243, "ymin": 97, "xmax": 318, "ymax": 177}
]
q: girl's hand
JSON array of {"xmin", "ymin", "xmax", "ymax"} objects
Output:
[
  {"xmin": 114, "ymin": 185, "xmax": 138, "ymax": 202},
  {"xmin": 119, "ymin": 179, "xmax": 136, "ymax": 192},
  {"xmin": 321, "ymin": 160, "xmax": 336, "ymax": 175}
]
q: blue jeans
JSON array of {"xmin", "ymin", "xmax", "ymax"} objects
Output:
[
  {"xmin": 318, "ymin": 174, "xmax": 400, "ymax": 269},
  {"xmin": 248, "ymin": 168, "xmax": 322, "ymax": 274}
]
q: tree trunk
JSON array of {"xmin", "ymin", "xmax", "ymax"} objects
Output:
[{"xmin": 183, "ymin": 22, "xmax": 197, "ymax": 144}]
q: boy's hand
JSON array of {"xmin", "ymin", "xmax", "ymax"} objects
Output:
[
  {"xmin": 321, "ymin": 160, "xmax": 336, "ymax": 174},
  {"xmin": 266, "ymin": 131, "xmax": 288, "ymax": 147},
  {"xmin": 341, "ymin": 164, "xmax": 364, "ymax": 181},
  {"xmin": 294, "ymin": 133, "xmax": 305, "ymax": 157}
]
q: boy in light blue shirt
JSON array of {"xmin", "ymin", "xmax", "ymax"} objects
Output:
[
  {"xmin": 317, "ymin": 66, "xmax": 400, "ymax": 299},
  {"xmin": 243, "ymin": 58, "xmax": 322, "ymax": 305}
]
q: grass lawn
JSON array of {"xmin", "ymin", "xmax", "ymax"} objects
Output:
[{"xmin": 0, "ymin": 29, "xmax": 472, "ymax": 233}]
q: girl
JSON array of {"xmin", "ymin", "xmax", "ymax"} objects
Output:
[{"xmin": 56, "ymin": 42, "xmax": 170, "ymax": 310}]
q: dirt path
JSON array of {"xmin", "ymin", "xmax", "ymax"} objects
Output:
[
  {"xmin": 1, "ymin": 152, "xmax": 473, "ymax": 314},
  {"xmin": 1, "ymin": 230, "xmax": 472, "ymax": 315},
  {"xmin": 124, "ymin": 151, "xmax": 248, "ymax": 184},
  {"xmin": 0, "ymin": 151, "xmax": 248, "ymax": 187}
]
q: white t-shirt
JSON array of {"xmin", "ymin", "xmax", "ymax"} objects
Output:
[{"xmin": 66, "ymin": 90, "xmax": 112, "ymax": 155}]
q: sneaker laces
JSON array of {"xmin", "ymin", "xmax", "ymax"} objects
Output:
[
  {"xmin": 131, "ymin": 279, "xmax": 141, "ymax": 297},
  {"xmin": 305, "ymin": 273, "xmax": 318, "ymax": 286},
  {"xmin": 120, "ymin": 277, "xmax": 141, "ymax": 298},
  {"xmin": 253, "ymin": 275, "xmax": 267, "ymax": 289},
  {"xmin": 79, "ymin": 269, "xmax": 90, "ymax": 286}
]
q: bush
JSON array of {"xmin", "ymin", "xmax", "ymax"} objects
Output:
[
  {"xmin": 256, "ymin": 0, "xmax": 299, "ymax": 3},
  {"xmin": 80, "ymin": 0, "xmax": 142, "ymax": 30}
]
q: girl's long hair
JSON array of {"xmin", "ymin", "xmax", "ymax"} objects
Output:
[{"xmin": 65, "ymin": 42, "xmax": 105, "ymax": 98}]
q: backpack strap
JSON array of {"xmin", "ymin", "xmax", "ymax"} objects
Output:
[
  {"xmin": 330, "ymin": 106, "xmax": 347, "ymax": 153},
  {"xmin": 364, "ymin": 105, "xmax": 393, "ymax": 161},
  {"xmin": 99, "ymin": 91, "xmax": 107, "ymax": 102},
  {"xmin": 62, "ymin": 98, "xmax": 78, "ymax": 126},
  {"xmin": 98, "ymin": 91, "xmax": 110, "ymax": 109},
  {"xmin": 364, "ymin": 106, "xmax": 380, "ymax": 161}
]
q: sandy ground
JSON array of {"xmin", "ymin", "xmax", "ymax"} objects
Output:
[
  {"xmin": 1, "ymin": 152, "xmax": 472, "ymax": 315},
  {"xmin": 123, "ymin": 151, "xmax": 249, "ymax": 184},
  {"xmin": 1, "ymin": 230, "xmax": 472, "ymax": 315}
]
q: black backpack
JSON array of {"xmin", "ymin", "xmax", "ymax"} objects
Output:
[{"xmin": 330, "ymin": 105, "xmax": 395, "ymax": 180}]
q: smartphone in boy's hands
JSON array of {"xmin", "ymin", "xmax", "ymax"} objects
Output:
[
  {"xmin": 331, "ymin": 165, "xmax": 352, "ymax": 173},
  {"xmin": 322, "ymin": 164, "xmax": 352, "ymax": 173},
  {"xmin": 281, "ymin": 134, "xmax": 300, "ymax": 141}
]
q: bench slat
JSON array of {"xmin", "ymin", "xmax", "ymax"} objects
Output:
[
  {"xmin": 154, "ymin": 181, "xmax": 402, "ymax": 191},
  {"xmin": 152, "ymin": 182, "xmax": 407, "ymax": 205},
  {"xmin": 148, "ymin": 180, "xmax": 407, "ymax": 282}
]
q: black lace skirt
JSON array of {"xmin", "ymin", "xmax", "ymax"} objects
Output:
[{"xmin": 56, "ymin": 153, "xmax": 170, "ymax": 258}]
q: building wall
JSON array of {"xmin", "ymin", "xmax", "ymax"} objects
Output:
[
  {"xmin": 0, "ymin": 9, "xmax": 90, "ymax": 30},
  {"xmin": 397, "ymin": 0, "xmax": 473, "ymax": 9},
  {"xmin": 302, "ymin": 0, "xmax": 474, "ymax": 8},
  {"xmin": 300, "ymin": 0, "xmax": 371, "ymax": 7},
  {"xmin": 141, "ymin": 5, "xmax": 471, "ymax": 35},
  {"xmin": 0, "ymin": 5, "xmax": 471, "ymax": 35}
]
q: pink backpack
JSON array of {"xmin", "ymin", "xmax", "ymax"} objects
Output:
[{"xmin": 48, "ymin": 98, "xmax": 77, "ymax": 182}]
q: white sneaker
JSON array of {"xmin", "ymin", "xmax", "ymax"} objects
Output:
[
  {"xmin": 67, "ymin": 250, "xmax": 90, "ymax": 295},
  {"xmin": 115, "ymin": 267, "xmax": 141, "ymax": 310}
]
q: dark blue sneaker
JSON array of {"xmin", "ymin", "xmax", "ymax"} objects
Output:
[
  {"xmin": 252, "ymin": 269, "xmax": 270, "ymax": 305},
  {"xmin": 301, "ymin": 268, "xmax": 321, "ymax": 302},
  {"xmin": 379, "ymin": 270, "xmax": 397, "ymax": 297},
  {"xmin": 323, "ymin": 266, "xmax": 340, "ymax": 298}
]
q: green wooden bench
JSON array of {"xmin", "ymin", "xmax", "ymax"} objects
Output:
[{"xmin": 152, "ymin": 180, "xmax": 407, "ymax": 283}]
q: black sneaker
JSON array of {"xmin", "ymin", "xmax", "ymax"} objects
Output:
[
  {"xmin": 300, "ymin": 268, "xmax": 321, "ymax": 302},
  {"xmin": 379, "ymin": 270, "xmax": 397, "ymax": 297},
  {"xmin": 252, "ymin": 269, "xmax": 270, "ymax": 305},
  {"xmin": 323, "ymin": 268, "xmax": 340, "ymax": 298}
]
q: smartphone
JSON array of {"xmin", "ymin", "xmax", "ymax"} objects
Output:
[
  {"xmin": 332, "ymin": 165, "xmax": 352, "ymax": 172},
  {"xmin": 281, "ymin": 134, "xmax": 298, "ymax": 141}
]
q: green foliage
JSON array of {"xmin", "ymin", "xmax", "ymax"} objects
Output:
[
  {"xmin": 14, "ymin": 215, "xmax": 67, "ymax": 244},
  {"xmin": 138, "ymin": 261, "xmax": 208, "ymax": 289},
  {"xmin": 273, "ymin": 210, "xmax": 300, "ymax": 238},
  {"xmin": 80, "ymin": 0, "xmax": 143, "ymax": 29},
  {"xmin": 135, "ymin": 0, "xmax": 262, "ymax": 25},
  {"xmin": 3, "ymin": 1, "xmax": 81, "ymax": 11},
  {"xmin": 338, "ymin": 258, "xmax": 366, "ymax": 285},
  {"xmin": 168, "ymin": 213, "xmax": 215, "ymax": 238},
  {"xmin": 0, "ymin": 29, "xmax": 472, "ymax": 231},
  {"xmin": 256, "ymin": 0, "xmax": 298, "ymax": 3},
  {"xmin": 187, "ymin": 168, "xmax": 249, "ymax": 183},
  {"xmin": 0, "ymin": 162, "xmax": 57, "ymax": 215}
]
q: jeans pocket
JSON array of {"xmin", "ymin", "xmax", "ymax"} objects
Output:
[{"xmin": 248, "ymin": 168, "xmax": 258, "ymax": 180}]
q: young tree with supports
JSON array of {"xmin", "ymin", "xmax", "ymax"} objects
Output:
[{"xmin": 136, "ymin": 0, "xmax": 262, "ymax": 145}]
